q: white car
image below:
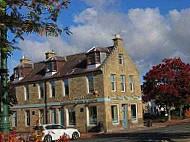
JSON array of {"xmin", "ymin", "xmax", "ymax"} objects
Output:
[{"xmin": 34, "ymin": 124, "xmax": 80, "ymax": 142}]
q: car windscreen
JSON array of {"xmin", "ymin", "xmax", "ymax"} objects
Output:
[{"xmin": 45, "ymin": 125, "xmax": 65, "ymax": 129}]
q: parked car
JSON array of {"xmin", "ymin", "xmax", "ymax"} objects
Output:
[{"xmin": 34, "ymin": 124, "xmax": 80, "ymax": 142}]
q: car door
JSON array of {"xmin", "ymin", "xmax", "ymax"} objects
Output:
[{"xmin": 52, "ymin": 125, "xmax": 67, "ymax": 140}]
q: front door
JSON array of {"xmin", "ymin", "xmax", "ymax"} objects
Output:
[{"xmin": 122, "ymin": 104, "xmax": 128, "ymax": 129}]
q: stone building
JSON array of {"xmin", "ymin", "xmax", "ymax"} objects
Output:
[{"xmin": 11, "ymin": 35, "xmax": 143, "ymax": 133}]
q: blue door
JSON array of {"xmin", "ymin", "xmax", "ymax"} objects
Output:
[{"xmin": 122, "ymin": 104, "xmax": 128, "ymax": 129}]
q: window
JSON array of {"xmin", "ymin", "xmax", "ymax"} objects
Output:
[
  {"xmin": 67, "ymin": 107, "xmax": 75, "ymax": 126},
  {"xmin": 120, "ymin": 75, "xmax": 126, "ymax": 92},
  {"xmin": 131, "ymin": 104, "xmax": 137, "ymax": 122},
  {"xmin": 14, "ymin": 69, "xmax": 19, "ymax": 78},
  {"xmin": 100, "ymin": 52, "xmax": 107, "ymax": 63},
  {"xmin": 58, "ymin": 108, "xmax": 64, "ymax": 125},
  {"xmin": 51, "ymin": 109, "xmax": 56, "ymax": 124},
  {"xmin": 87, "ymin": 75, "xmax": 94, "ymax": 94},
  {"xmin": 64, "ymin": 79, "xmax": 69, "ymax": 96},
  {"xmin": 110, "ymin": 74, "xmax": 116, "ymax": 91},
  {"xmin": 25, "ymin": 110, "xmax": 30, "ymax": 126},
  {"xmin": 39, "ymin": 109, "xmax": 44, "ymax": 124},
  {"xmin": 24, "ymin": 85, "xmax": 30, "ymax": 100},
  {"xmin": 46, "ymin": 61, "xmax": 56, "ymax": 72},
  {"xmin": 50, "ymin": 81, "xmax": 55, "ymax": 98},
  {"xmin": 88, "ymin": 106, "xmax": 97, "ymax": 125},
  {"xmin": 118, "ymin": 54, "xmax": 124, "ymax": 65},
  {"xmin": 12, "ymin": 112, "xmax": 17, "ymax": 128},
  {"xmin": 38, "ymin": 83, "xmax": 44, "ymax": 99},
  {"xmin": 129, "ymin": 76, "xmax": 134, "ymax": 92},
  {"xmin": 111, "ymin": 105, "xmax": 119, "ymax": 124}
]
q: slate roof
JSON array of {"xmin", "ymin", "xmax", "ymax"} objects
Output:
[{"xmin": 14, "ymin": 46, "xmax": 114, "ymax": 84}]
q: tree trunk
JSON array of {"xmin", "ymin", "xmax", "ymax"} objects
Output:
[
  {"xmin": 168, "ymin": 108, "xmax": 171, "ymax": 121},
  {"xmin": 179, "ymin": 107, "xmax": 183, "ymax": 119}
]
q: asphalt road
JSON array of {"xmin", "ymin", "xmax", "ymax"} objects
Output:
[{"xmin": 76, "ymin": 123, "xmax": 190, "ymax": 142}]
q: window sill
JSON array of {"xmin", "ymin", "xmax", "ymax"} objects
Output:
[
  {"xmin": 112, "ymin": 122, "xmax": 119, "ymax": 125},
  {"xmin": 88, "ymin": 123, "xmax": 97, "ymax": 127},
  {"xmin": 131, "ymin": 120, "xmax": 138, "ymax": 123},
  {"xmin": 67, "ymin": 125, "xmax": 76, "ymax": 127}
]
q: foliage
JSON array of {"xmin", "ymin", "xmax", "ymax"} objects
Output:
[
  {"xmin": 143, "ymin": 58, "xmax": 190, "ymax": 108},
  {"xmin": 185, "ymin": 109, "xmax": 190, "ymax": 118},
  {"xmin": 0, "ymin": 0, "xmax": 71, "ymax": 52}
]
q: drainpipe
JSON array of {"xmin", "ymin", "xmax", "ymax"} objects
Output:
[{"xmin": 44, "ymin": 80, "xmax": 48, "ymax": 124}]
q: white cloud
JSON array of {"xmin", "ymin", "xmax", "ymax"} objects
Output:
[{"xmin": 18, "ymin": 0, "xmax": 190, "ymax": 78}]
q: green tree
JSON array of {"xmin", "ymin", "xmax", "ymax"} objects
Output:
[{"xmin": 0, "ymin": 0, "xmax": 71, "ymax": 132}]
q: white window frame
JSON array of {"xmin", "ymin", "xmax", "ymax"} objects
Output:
[
  {"xmin": 131, "ymin": 103, "xmax": 138, "ymax": 122},
  {"xmin": 24, "ymin": 85, "xmax": 29, "ymax": 101},
  {"xmin": 87, "ymin": 75, "xmax": 94, "ymax": 94},
  {"xmin": 120, "ymin": 75, "xmax": 126, "ymax": 92},
  {"xmin": 111, "ymin": 74, "xmax": 116, "ymax": 92},
  {"xmin": 118, "ymin": 54, "xmax": 124, "ymax": 65},
  {"xmin": 86, "ymin": 106, "xmax": 98, "ymax": 126},
  {"xmin": 64, "ymin": 79, "xmax": 69, "ymax": 96},
  {"xmin": 50, "ymin": 108, "xmax": 56, "ymax": 124},
  {"xmin": 38, "ymin": 109, "xmax": 44, "ymax": 125},
  {"xmin": 62, "ymin": 81, "xmax": 65, "ymax": 96},
  {"xmin": 66, "ymin": 107, "xmax": 76, "ymax": 126},
  {"xmin": 49, "ymin": 81, "xmax": 55, "ymax": 98},
  {"xmin": 38, "ymin": 83, "xmax": 44, "ymax": 99},
  {"xmin": 129, "ymin": 75, "xmax": 134, "ymax": 92},
  {"xmin": 111, "ymin": 105, "xmax": 119, "ymax": 125},
  {"xmin": 58, "ymin": 108, "xmax": 64, "ymax": 125}
]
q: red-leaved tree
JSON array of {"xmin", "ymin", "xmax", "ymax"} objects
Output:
[{"xmin": 143, "ymin": 58, "xmax": 190, "ymax": 121}]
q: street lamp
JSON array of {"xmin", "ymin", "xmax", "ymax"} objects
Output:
[{"xmin": 0, "ymin": 0, "xmax": 11, "ymax": 132}]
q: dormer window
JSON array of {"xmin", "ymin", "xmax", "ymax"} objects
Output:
[
  {"xmin": 46, "ymin": 61, "xmax": 57, "ymax": 72},
  {"xmin": 86, "ymin": 47, "xmax": 108, "ymax": 69},
  {"xmin": 14, "ymin": 69, "xmax": 19, "ymax": 79}
]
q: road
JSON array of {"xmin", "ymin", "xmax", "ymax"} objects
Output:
[{"xmin": 76, "ymin": 123, "xmax": 190, "ymax": 142}]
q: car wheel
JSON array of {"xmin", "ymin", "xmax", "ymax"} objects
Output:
[
  {"xmin": 43, "ymin": 134, "xmax": 52, "ymax": 142},
  {"xmin": 72, "ymin": 132, "xmax": 79, "ymax": 140}
]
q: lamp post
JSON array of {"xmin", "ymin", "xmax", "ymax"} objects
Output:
[{"xmin": 0, "ymin": 0, "xmax": 11, "ymax": 133}]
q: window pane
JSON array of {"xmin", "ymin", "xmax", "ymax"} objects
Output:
[
  {"xmin": 110, "ymin": 74, "xmax": 116, "ymax": 91},
  {"xmin": 120, "ymin": 75, "xmax": 125, "ymax": 92},
  {"xmin": 64, "ymin": 79, "xmax": 69, "ymax": 95},
  {"xmin": 89, "ymin": 106, "xmax": 97, "ymax": 125},
  {"xmin": 111, "ymin": 105, "xmax": 118, "ymax": 123},
  {"xmin": 87, "ymin": 76, "xmax": 94, "ymax": 93},
  {"xmin": 131, "ymin": 104, "xmax": 137, "ymax": 121},
  {"xmin": 129, "ymin": 76, "xmax": 134, "ymax": 92},
  {"xmin": 26, "ymin": 110, "xmax": 30, "ymax": 126},
  {"xmin": 25, "ymin": 85, "xmax": 30, "ymax": 100},
  {"xmin": 39, "ymin": 83, "xmax": 44, "ymax": 99},
  {"xmin": 118, "ymin": 54, "xmax": 124, "ymax": 65},
  {"xmin": 59, "ymin": 108, "xmax": 64, "ymax": 125},
  {"xmin": 68, "ymin": 108, "xmax": 75, "ymax": 125},
  {"xmin": 13, "ymin": 112, "xmax": 17, "ymax": 127},
  {"xmin": 51, "ymin": 109, "xmax": 56, "ymax": 124},
  {"xmin": 50, "ymin": 81, "xmax": 55, "ymax": 97},
  {"xmin": 39, "ymin": 109, "xmax": 44, "ymax": 124}
]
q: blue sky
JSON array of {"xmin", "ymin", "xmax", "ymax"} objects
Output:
[{"xmin": 9, "ymin": 0, "xmax": 190, "ymax": 82}]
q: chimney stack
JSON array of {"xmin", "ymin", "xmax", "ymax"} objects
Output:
[
  {"xmin": 45, "ymin": 50, "xmax": 56, "ymax": 60},
  {"xmin": 112, "ymin": 34, "xmax": 123, "ymax": 47},
  {"xmin": 20, "ymin": 56, "xmax": 31, "ymax": 64}
]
